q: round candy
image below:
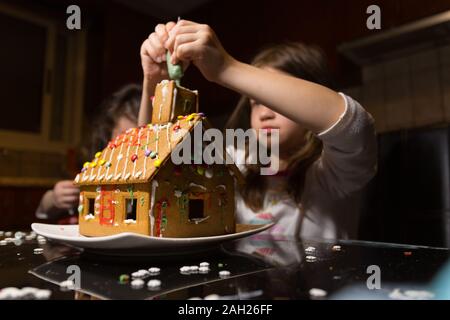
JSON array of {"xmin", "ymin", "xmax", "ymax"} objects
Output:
[
  {"xmin": 154, "ymin": 159, "xmax": 162, "ymax": 167},
  {"xmin": 90, "ymin": 162, "xmax": 97, "ymax": 168},
  {"xmin": 83, "ymin": 162, "xmax": 90, "ymax": 168},
  {"xmin": 145, "ymin": 149, "xmax": 151, "ymax": 157},
  {"xmin": 95, "ymin": 152, "xmax": 102, "ymax": 158},
  {"xmin": 99, "ymin": 159, "xmax": 106, "ymax": 166},
  {"xmin": 150, "ymin": 151, "xmax": 157, "ymax": 159},
  {"xmin": 131, "ymin": 154, "xmax": 138, "ymax": 162}
]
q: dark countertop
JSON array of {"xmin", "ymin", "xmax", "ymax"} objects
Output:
[{"xmin": 0, "ymin": 231, "xmax": 449, "ymax": 300}]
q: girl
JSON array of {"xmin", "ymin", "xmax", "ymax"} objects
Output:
[
  {"xmin": 36, "ymin": 84, "xmax": 143, "ymax": 222},
  {"xmin": 139, "ymin": 20, "xmax": 377, "ymax": 240}
]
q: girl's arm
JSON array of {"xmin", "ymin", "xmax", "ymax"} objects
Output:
[
  {"xmin": 166, "ymin": 20, "xmax": 345, "ymax": 133},
  {"xmin": 217, "ymin": 60, "xmax": 345, "ymax": 134},
  {"xmin": 138, "ymin": 22, "xmax": 176, "ymax": 126}
]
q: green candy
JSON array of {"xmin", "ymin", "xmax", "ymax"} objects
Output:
[{"xmin": 166, "ymin": 51, "xmax": 183, "ymax": 85}]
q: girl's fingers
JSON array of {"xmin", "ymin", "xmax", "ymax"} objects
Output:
[
  {"xmin": 149, "ymin": 33, "xmax": 166, "ymax": 62},
  {"xmin": 174, "ymin": 40, "xmax": 203, "ymax": 64},
  {"xmin": 155, "ymin": 24, "xmax": 170, "ymax": 53},
  {"xmin": 165, "ymin": 21, "xmax": 176, "ymax": 33},
  {"xmin": 172, "ymin": 34, "xmax": 200, "ymax": 63},
  {"xmin": 166, "ymin": 25, "xmax": 202, "ymax": 51}
]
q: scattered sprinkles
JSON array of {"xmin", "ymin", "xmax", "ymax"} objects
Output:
[
  {"xmin": 148, "ymin": 267, "xmax": 160, "ymax": 275},
  {"xmin": 147, "ymin": 279, "xmax": 161, "ymax": 290},
  {"xmin": 131, "ymin": 279, "xmax": 145, "ymax": 289},
  {"xmin": 332, "ymin": 245, "xmax": 342, "ymax": 252},
  {"xmin": 305, "ymin": 255, "xmax": 317, "ymax": 262},
  {"xmin": 305, "ymin": 246, "xmax": 316, "ymax": 253},
  {"xmin": 219, "ymin": 270, "xmax": 231, "ymax": 278},
  {"xmin": 33, "ymin": 248, "xmax": 44, "ymax": 255},
  {"xmin": 309, "ymin": 288, "xmax": 327, "ymax": 299}
]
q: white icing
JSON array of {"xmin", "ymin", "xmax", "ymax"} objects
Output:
[
  {"xmin": 122, "ymin": 135, "xmax": 132, "ymax": 176},
  {"xmin": 205, "ymin": 168, "xmax": 213, "ymax": 178},
  {"xmin": 124, "ymin": 219, "xmax": 136, "ymax": 224},
  {"xmin": 132, "ymin": 127, "xmax": 143, "ymax": 176},
  {"xmin": 105, "ymin": 144, "xmax": 115, "ymax": 178},
  {"xmin": 85, "ymin": 214, "xmax": 95, "ymax": 221},
  {"xmin": 189, "ymin": 182, "xmax": 207, "ymax": 191},
  {"xmin": 114, "ymin": 142, "xmax": 124, "ymax": 176},
  {"xmin": 170, "ymin": 87, "xmax": 177, "ymax": 122},
  {"xmin": 143, "ymin": 127, "xmax": 150, "ymax": 177},
  {"xmin": 215, "ymin": 184, "xmax": 226, "ymax": 190},
  {"xmin": 149, "ymin": 180, "xmax": 159, "ymax": 237}
]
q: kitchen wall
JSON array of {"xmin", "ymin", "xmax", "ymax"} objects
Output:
[{"xmin": 344, "ymin": 44, "xmax": 450, "ymax": 133}]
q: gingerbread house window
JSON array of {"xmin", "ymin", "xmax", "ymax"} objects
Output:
[
  {"xmin": 125, "ymin": 198, "xmax": 137, "ymax": 221},
  {"xmin": 188, "ymin": 198, "xmax": 204, "ymax": 220},
  {"xmin": 87, "ymin": 198, "xmax": 95, "ymax": 215},
  {"xmin": 183, "ymin": 99, "xmax": 192, "ymax": 113}
]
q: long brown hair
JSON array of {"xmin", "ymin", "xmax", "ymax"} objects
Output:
[{"xmin": 225, "ymin": 42, "xmax": 332, "ymax": 211}]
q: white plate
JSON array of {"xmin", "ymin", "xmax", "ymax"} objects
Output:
[{"xmin": 31, "ymin": 223, "xmax": 274, "ymax": 256}]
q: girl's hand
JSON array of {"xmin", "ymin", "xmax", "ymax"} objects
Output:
[
  {"xmin": 165, "ymin": 20, "xmax": 233, "ymax": 83},
  {"xmin": 52, "ymin": 180, "xmax": 80, "ymax": 210},
  {"xmin": 140, "ymin": 22, "xmax": 176, "ymax": 81}
]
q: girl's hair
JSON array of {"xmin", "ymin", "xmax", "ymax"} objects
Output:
[
  {"xmin": 225, "ymin": 42, "xmax": 332, "ymax": 212},
  {"xmin": 88, "ymin": 84, "xmax": 142, "ymax": 157}
]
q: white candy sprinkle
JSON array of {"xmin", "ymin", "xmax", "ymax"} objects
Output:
[
  {"xmin": 306, "ymin": 255, "xmax": 317, "ymax": 262},
  {"xmin": 5, "ymin": 232, "xmax": 12, "ymax": 237},
  {"xmin": 60, "ymin": 280, "xmax": 75, "ymax": 290},
  {"xmin": 148, "ymin": 267, "xmax": 160, "ymax": 274},
  {"xmin": 37, "ymin": 235, "xmax": 45, "ymax": 241},
  {"xmin": 0, "ymin": 240, "xmax": 7, "ymax": 246},
  {"xmin": 189, "ymin": 266, "xmax": 199, "ymax": 272},
  {"xmin": 14, "ymin": 232, "xmax": 25, "ymax": 239},
  {"xmin": 132, "ymin": 269, "xmax": 149, "ymax": 279},
  {"xmin": 25, "ymin": 235, "xmax": 34, "ymax": 241},
  {"xmin": 34, "ymin": 289, "xmax": 52, "ymax": 300},
  {"xmin": 199, "ymin": 266, "xmax": 210, "ymax": 274},
  {"xmin": 33, "ymin": 248, "xmax": 44, "ymax": 254},
  {"xmin": 309, "ymin": 288, "xmax": 327, "ymax": 299},
  {"xmin": 0, "ymin": 231, "xmax": 4, "ymax": 236},
  {"xmin": 147, "ymin": 279, "xmax": 161, "ymax": 289},
  {"xmin": 0, "ymin": 288, "xmax": 22, "ymax": 300},
  {"xmin": 219, "ymin": 270, "xmax": 231, "ymax": 278},
  {"xmin": 38, "ymin": 239, "xmax": 47, "ymax": 244},
  {"xmin": 204, "ymin": 294, "xmax": 220, "ymax": 300},
  {"xmin": 199, "ymin": 262, "xmax": 210, "ymax": 268},
  {"xmin": 305, "ymin": 246, "xmax": 316, "ymax": 253},
  {"xmin": 131, "ymin": 279, "xmax": 144, "ymax": 289},
  {"xmin": 332, "ymin": 245, "xmax": 342, "ymax": 251},
  {"xmin": 180, "ymin": 266, "xmax": 191, "ymax": 274}
]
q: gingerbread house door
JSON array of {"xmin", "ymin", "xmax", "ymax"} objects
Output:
[{"xmin": 98, "ymin": 187, "xmax": 115, "ymax": 226}]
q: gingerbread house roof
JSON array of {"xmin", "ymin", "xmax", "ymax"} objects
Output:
[{"xmin": 74, "ymin": 114, "xmax": 244, "ymax": 186}]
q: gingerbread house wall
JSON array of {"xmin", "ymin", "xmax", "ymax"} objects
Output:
[
  {"xmin": 151, "ymin": 80, "xmax": 198, "ymax": 124},
  {"xmin": 79, "ymin": 183, "xmax": 150, "ymax": 237},
  {"xmin": 150, "ymin": 160, "xmax": 236, "ymax": 238}
]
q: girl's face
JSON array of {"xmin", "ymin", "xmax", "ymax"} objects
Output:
[
  {"xmin": 111, "ymin": 116, "xmax": 136, "ymax": 139},
  {"xmin": 250, "ymin": 67, "xmax": 307, "ymax": 153}
]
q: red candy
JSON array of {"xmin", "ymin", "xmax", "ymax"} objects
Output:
[{"xmin": 131, "ymin": 154, "xmax": 138, "ymax": 162}]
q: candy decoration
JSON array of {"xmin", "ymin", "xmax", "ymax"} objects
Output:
[
  {"xmin": 196, "ymin": 166, "xmax": 205, "ymax": 175},
  {"xmin": 145, "ymin": 149, "xmax": 151, "ymax": 157},
  {"xmin": 119, "ymin": 274, "xmax": 130, "ymax": 284},
  {"xmin": 150, "ymin": 151, "xmax": 157, "ymax": 159},
  {"xmin": 99, "ymin": 159, "xmax": 106, "ymax": 166},
  {"xmin": 78, "ymin": 205, "xmax": 83, "ymax": 214},
  {"xmin": 205, "ymin": 168, "xmax": 213, "ymax": 178},
  {"xmin": 83, "ymin": 162, "xmax": 90, "ymax": 168},
  {"xmin": 174, "ymin": 166, "xmax": 182, "ymax": 176},
  {"xmin": 154, "ymin": 159, "xmax": 162, "ymax": 167},
  {"xmin": 131, "ymin": 154, "xmax": 138, "ymax": 162},
  {"xmin": 105, "ymin": 161, "xmax": 112, "ymax": 168},
  {"xmin": 173, "ymin": 125, "xmax": 181, "ymax": 131},
  {"xmin": 95, "ymin": 152, "xmax": 102, "ymax": 158},
  {"xmin": 90, "ymin": 162, "xmax": 97, "ymax": 168}
]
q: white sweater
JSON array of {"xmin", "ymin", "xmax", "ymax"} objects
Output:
[{"xmin": 228, "ymin": 93, "xmax": 377, "ymax": 240}]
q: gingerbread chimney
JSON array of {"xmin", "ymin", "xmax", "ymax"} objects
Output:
[{"xmin": 151, "ymin": 80, "xmax": 198, "ymax": 124}]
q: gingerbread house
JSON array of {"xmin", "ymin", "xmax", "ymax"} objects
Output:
[{"xmin": 74, "ymin": 80, "xmax": 244, "ymax": 238}]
